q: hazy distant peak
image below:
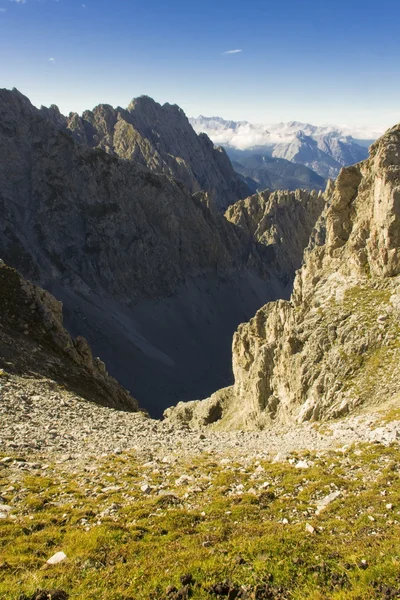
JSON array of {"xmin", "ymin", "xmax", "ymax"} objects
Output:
[{"xmin": 189, "ymin": 114, "xmax": 370, "ymax": 178}]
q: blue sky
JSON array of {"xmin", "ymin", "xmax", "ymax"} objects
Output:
[{"xmin": 1, "ymin": 0, "xmax": 399, "ymax": 132}]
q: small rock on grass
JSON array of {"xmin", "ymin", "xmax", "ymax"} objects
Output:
[
  {"xmin": 180, "ymin": 574, "xmax": 194, "ymax": 586},
  {"xmin": 46, "ymin": 552, "xmax": 67, "ymax": 566},
  {"xmin": 305, "ymin": 523, "xmax": 315, "ymax": 534}
]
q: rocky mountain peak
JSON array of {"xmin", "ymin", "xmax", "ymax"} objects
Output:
[{"xmin": 50, "ymin": 92, "xmax": 250, "ymax": 211}]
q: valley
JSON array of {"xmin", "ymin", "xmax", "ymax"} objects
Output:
[{"xmin": 0, "ymin": 84, "xmax": 399, "ymax": 600}]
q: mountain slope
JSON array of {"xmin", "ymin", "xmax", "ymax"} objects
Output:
[
  {"xmin": 0, "ymin": 262, "xmax": 138, "ymax": 411},
  {"xmin": 165, "ymin": 122, "xmax": 400, "ymax": 429},
  {"xmin": 225, "ymin": 188, "xmax": 325, "ymax": 287},
  {"xmin": 42, "ymin": 96, "xmax": 251, "ymax": 212}
]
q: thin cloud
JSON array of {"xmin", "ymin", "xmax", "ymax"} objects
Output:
[
  {"xmin": 0, "ymin": 7, "xmax": 7, "ymax": 10},
  {"xmin": 10, "ymin": 0, "xmax": 26, "ymax": 3},
  {"xmin": 49, "ymin": 57, "xmax": 56, "ymax": 62},
  {"xmin": 223, "ymin": 49, "xmax": 243, "ymax": 55}
]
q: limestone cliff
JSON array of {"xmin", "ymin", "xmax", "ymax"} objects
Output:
[
  {"xmin": 0, "ymin": 262, "xmax": 138, "ymax": 411},
  {"xmin": 42, "ymin": 95, "xmax": 250, "ymax": 212},
  {"xmin": 165, "ymin": 124, "xmax": 400, "ymax": 428},
  {"xmin": 225, "ymin": 189, "xmax": 325, "ymax": 287}
]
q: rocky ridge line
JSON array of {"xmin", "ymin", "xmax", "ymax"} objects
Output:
[{"xmin": 42, "ymin": 94, "xmax": 251, "ymax": 212}]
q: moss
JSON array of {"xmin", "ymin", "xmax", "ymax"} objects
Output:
[
  {"xmin": 1, "ymin": 445, "xmax": 400, "ymax": 599},
  {"xmin": 329, "ymin": 282, "xmax": 400, "ymax": 401}
]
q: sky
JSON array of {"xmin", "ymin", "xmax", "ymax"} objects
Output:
[{"xmin": 1, "ymin": 0, "xmax": 400, "ymax": 135}]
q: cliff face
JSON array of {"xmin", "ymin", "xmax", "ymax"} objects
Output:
[
  {"xmin": 165, "ymin": 124, "xmax": 400, "ymax": 429},
  {"xmin": 0, "ymin": 263, "xmax": 138, "ymax": 411},
  {"xmin": 225, "ymin": 189, "xmax": 325, "ymax": 288},
  {"xmin": 42, "ymin": 96, "xmax": 250, "ymax": 212}
]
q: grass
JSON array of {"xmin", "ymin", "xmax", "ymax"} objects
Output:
[{"xmin": 1, "ymin": 443, "xmax": 400, "ymax": 599}]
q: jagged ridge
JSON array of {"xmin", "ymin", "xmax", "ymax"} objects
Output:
[{"xmin": 42, "ymin": 95, "xmax": 250, "ymax": 212}]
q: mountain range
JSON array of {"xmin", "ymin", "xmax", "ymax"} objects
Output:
[
  {"xmin": 1, "ymin": 87, "xmax": 399, "ymax": 432},
  {"xmin": 0, "ymin": 89, "xmax": 323, "ymax": 418},
  {"xmin": 189, "ymin": 115, "xmax": 372, "ymax": 181}
]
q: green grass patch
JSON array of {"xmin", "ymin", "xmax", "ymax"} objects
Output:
[{"xmin": 1, "ymin": 445, "xmax": 400, "ymax": 599}]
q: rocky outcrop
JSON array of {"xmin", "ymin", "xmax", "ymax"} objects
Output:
[
  {"xmin": 225, "ymin": 188, "xmax": 325, "ymax": 287},
  {"xmin": 43, "ymin": 95, "xmax": 250, "ymax": 212},
  {"xmin": 0, "ymin": 262, "xmax": 138, "ymax": 411},
  {"xmin": 165, "ymin": 124, "xmax": 400, "ymax": 429}
]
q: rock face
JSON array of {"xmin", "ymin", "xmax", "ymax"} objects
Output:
[
  {"xmin": 42, "ymin": 96, "xmax": 250, "ymax": 212},
  {"xmin": 225, "ymin": 189, "xmax": 325, "ymax": 288},
  {"xmin": 165, "ymin": 124, "xmax": 400, "ymax": 429},
  {"xmin": 0, "ymin": 263, "xmax": 138, "ymax": 411},
  {"xmin": 2, "ymin": 88, "xmax": 321, "ymax": 416}
]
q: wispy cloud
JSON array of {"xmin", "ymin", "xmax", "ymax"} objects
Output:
[
  {"xmin": 49, "ymin": 57, "xmax": 56, "ymax": 63},
  {"xmin": 10, "ymin": 0, "xmax": 26, "ymax": 3},
  {"xmin": 0, "ymin": 7, "xmax": 7, "ymax": 11},
  {"xmin": 222, "ymin": 49, "xmax": 243, "ymax": 55}
]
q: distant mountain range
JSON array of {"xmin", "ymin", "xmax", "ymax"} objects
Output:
[{"xmin": 189, "ymin": 116, "xmax": 375, "ymax": 181}]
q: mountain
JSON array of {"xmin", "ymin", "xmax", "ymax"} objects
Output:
[
  {"xmin": 189, "ymin": 115, "xmax": 370, "ymax": 179},
  {"xmin": 229, "ymin": 152, "xmax": 326, "ymax": 192},
  {"xmin": 0, "ymin": 262, "xmax": 139, "ymax": 412},
  {"xmin": 41, "ymin": 97, "xmax": 251, "ymax": 212},
  {"xmin": 165, "ymin": 121, "xmax": 400, "ymax": 429},
  {"xmin": 0, "ymin": 89, "xmax": 325, "ymax": 417}
]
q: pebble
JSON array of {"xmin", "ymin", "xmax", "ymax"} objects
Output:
[
  {"xmin": 305, "ymin": 523, "xmax": 315, "ymax": 534},
  {"xmin": 295, "ymin": 460, "xmax": 310, "ymax": 470},
  {"xmin": 46, "ymin": 552, "xmax": 67, "ymax": 565},
  {"xmin": 315, "ymin": 491, "xmax": 341, "ymax": 514}
]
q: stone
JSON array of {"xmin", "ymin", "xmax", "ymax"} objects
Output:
[
  {"xmin": 315, "ymin": 491, "xmax": 341, "ymax": 515},
  {"xmin": 180, "ymin": 574, "xmax": 194, "ymax": 586},
  {"xmin": 46, "ymin": 551, "xmax": 67, "ymax": 565},
  {"xmin": 305, "ymin": 523, "xmax": 315, "ymax": 534},
  {"xmin": 24, "ymin": 591, "xmax": 69, "ymax": 600},
  {"xmin": 295, "ymin": 461, "xmax": 310, "ymax": 470}
]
